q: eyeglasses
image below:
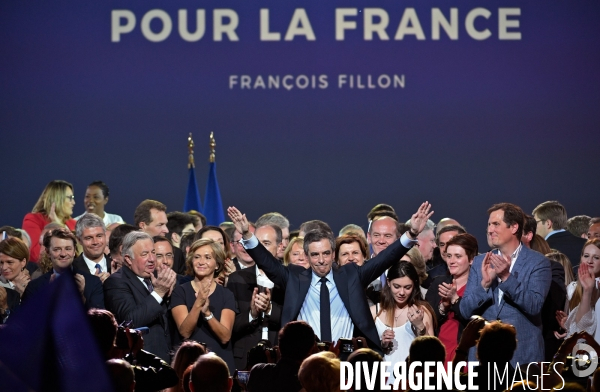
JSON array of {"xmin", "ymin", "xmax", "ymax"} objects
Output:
[
  {"xmin": 65, "ymin": 195, "xmax": 75, "ymax": 201},
  {"xmin": 535, "ymin": 220, "xmax": 545, "ymax": 224}
]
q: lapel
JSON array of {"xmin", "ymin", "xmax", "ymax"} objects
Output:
[
  {"xmin": 123, "ymin": 266, "xmax": 152, "ymax": 298},
  {"xmin": 333, "ymin": 268, "xmax": 351, "ymax": 317},
  {"xmin": 296, "ymin": 268, "xmax": 313, "ymax": 316},
  {"xmin": 495, "ymin": 245, "xmax": 527, "ymax": 317}
]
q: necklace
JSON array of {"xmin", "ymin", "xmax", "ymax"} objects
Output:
[{"xmin": 393, "ymin": 307, "xmax": 408, "ymax": 325}]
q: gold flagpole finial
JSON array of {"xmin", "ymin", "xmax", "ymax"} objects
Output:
[
  {"xmin": 209, "ymin": 132, "xmax": 216, "ymax": 163},
  {"xmin": 187, "ymin": 133, "xmax": 195, "ymax": 168}
]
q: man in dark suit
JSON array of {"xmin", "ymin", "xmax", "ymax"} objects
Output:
[
  {"xmin": 226, "ymin": 224, "xmax": 284, "ymax": 370},
  {"xmin": 533, "ymin": 200, "xmax": 586, "ymax": 271},
  {"xmin": 73, "ymin": 213, "xmax": 111, "ymax": 283},
  {"xmin": 104, "ymin": 231, "xmax": 177, "ymax": 361},
  {"xmin": 22, "ymin": 228, "xmax": 104, "ymax": 309},
  {"xmin": 227, "ymin": 203, "xmax": 433, "ymax": 354}
]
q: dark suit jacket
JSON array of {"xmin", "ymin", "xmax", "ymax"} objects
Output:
[
  {"xmin": 547, "ymin": 230, "xmax": 586, "ymax": 272},
  {"xmin": 104, "ymin": 266, "xmax": 171, "ymax": 362},
  {"xmin": 72, "ymin": 254, "xmax": 112, "ymax": 275},
  {"xmin": 425, "ymin": 275, "xmax": 469, "ymax": 340},
  {"xmin": 172, "ymin": 247, "xmax": 186, "ymax": 275},
  {"xmin": 542, "ymin": 260, "xmax": 567, "ymax": 361},
  {"xmin": 226, "ymin": 265, "xmax": 284, "ymax": 370},
  {"xmin": 21, "ymin": 268, "xmax": 104, "ymax": 310},
  {"xmin": 246, "ymin": 236, "xmax": 412, "ymax": 354}
]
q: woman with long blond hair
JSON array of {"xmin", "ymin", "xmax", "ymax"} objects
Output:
[{"xmin": 22, "ymin": 180, "xmax": 76, "ymax": 263}]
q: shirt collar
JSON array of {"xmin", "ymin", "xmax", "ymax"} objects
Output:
[
  {"xmin": 83, "ymin": 253, "xmax": 106, "ymax": 267},
  {"xmin": 311, "ymin": 269, "xmax": 334, "ymax": 286},
  {"xmin": 545, "ymin": 229, "xmax": 565, "ymax": 240}
]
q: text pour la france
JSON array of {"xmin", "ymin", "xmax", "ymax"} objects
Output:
[{"xmin": 111, "ymin": 7, "xmax": 521, "ymax": 42}]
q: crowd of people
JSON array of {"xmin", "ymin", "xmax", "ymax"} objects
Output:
[{"xmin": 2, "ymin": 179, "xmax": 600, "ymax": 392}]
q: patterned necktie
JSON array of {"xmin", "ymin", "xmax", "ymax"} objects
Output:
[
  {"xmin": 320, "ymin": 277, "xmax": 332, "ymax": 342},
  {"xmin": 144, "ymin": 278, "xmax": 154, "ymax": 293}
]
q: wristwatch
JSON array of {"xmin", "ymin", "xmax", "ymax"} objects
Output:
[{"xmin": 204, "ymin": 312, "xmax": 214, "ymax": 321}]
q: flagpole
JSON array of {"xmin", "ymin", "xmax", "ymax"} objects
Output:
[
  {"xmin": 204, "ymin": 132, "xmax": 225, "ymax": 225},
  {"xmin": 184, "ymin": 133, "xmax": 203, "ymax": 212}
]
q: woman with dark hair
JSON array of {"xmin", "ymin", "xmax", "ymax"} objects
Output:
[
  {"xmin": 194, "ymin": 226, "xmax": 236, "ymax": 283},
  {"xmin": 425, "ymin": 233, "xmax": 478, "ymax": 364},
  {"xmin": 0, "ymin": 237, "xmax": 31, "ymax": 296},
  {"xmin": 170, "ymin": 238, "xmax": 237, "ymax": 373},
  {"xmin": 335, "ymin": 234, "xmax": 368, "ymax": 267},
  {"xmin": 370, "ymin": 261, "xmax": 434, "ymax": 384},
  {"xmin": 22, "ymin": 180, "xmax": 76, "ymax": 263},
  {"xmin": 74, "ymin": 181, "xmax": 124, "ymax": 226}
]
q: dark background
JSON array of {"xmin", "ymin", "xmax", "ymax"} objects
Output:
[{"xmin": 1, "ymin": 0, "xmax": 598, "ymax": 247}]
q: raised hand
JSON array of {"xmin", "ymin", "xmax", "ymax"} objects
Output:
[
  {"xmin": 151, "ymin": 263, "xmax": 176, "ymax": 298},
  {"xmin": 481, "ymin": 252, "xmax": 497, "ymax": 289},
  {"xmin": 48, "ymin": 202, "xmax": 61, "ymax": 225},
  {"xmin": 578, "ymin": 262, "xmax": 595, "ymax": 292},
  {"xmin": 227, "ymin": 207, "xmax": 250, "ymax": 238},
  {"xmin": 408, "ymin": 202, "xmax": 434, "ymax": 235}
]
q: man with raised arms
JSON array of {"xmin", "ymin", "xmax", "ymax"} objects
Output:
[{"xmin": 227, "ymin": 202, "xmax": 433, "ymax": 354}]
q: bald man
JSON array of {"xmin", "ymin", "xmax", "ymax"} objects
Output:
[{"xmin": 189, "ymin": 354, "xmax": 232, "ymax": 392}]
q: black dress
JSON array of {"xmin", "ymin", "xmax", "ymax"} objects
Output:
[{"xmin": 170, "ymin": 282, "xmax": 238, "ymax": 372}]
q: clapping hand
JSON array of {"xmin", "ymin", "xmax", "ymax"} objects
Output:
[
  {"xmin": 152, "ymin": 263, "xmax": 176, "ymax": 298},
  {"xmin": 439, "ymin": 279, "xmax": 458, "ymax": 308},
  {"xmin": 194, "ymin": 279, "xmax": 212, "ymax": 316},
  {"xmin": 488, "ymin": 252, "xmax": 511, "ymax": 282},
  {"xmin": 250, "ymin": 287, "xmax": 271, "ymax": 319},
  {"xmin": 481, "ymin": 253, "xmax": 497, "ymax": 289}
]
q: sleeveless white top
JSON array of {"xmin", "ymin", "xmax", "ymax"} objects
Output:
[{"xmin": 375, "ymin": 317, "xmax": 416, "ymax": 385}]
